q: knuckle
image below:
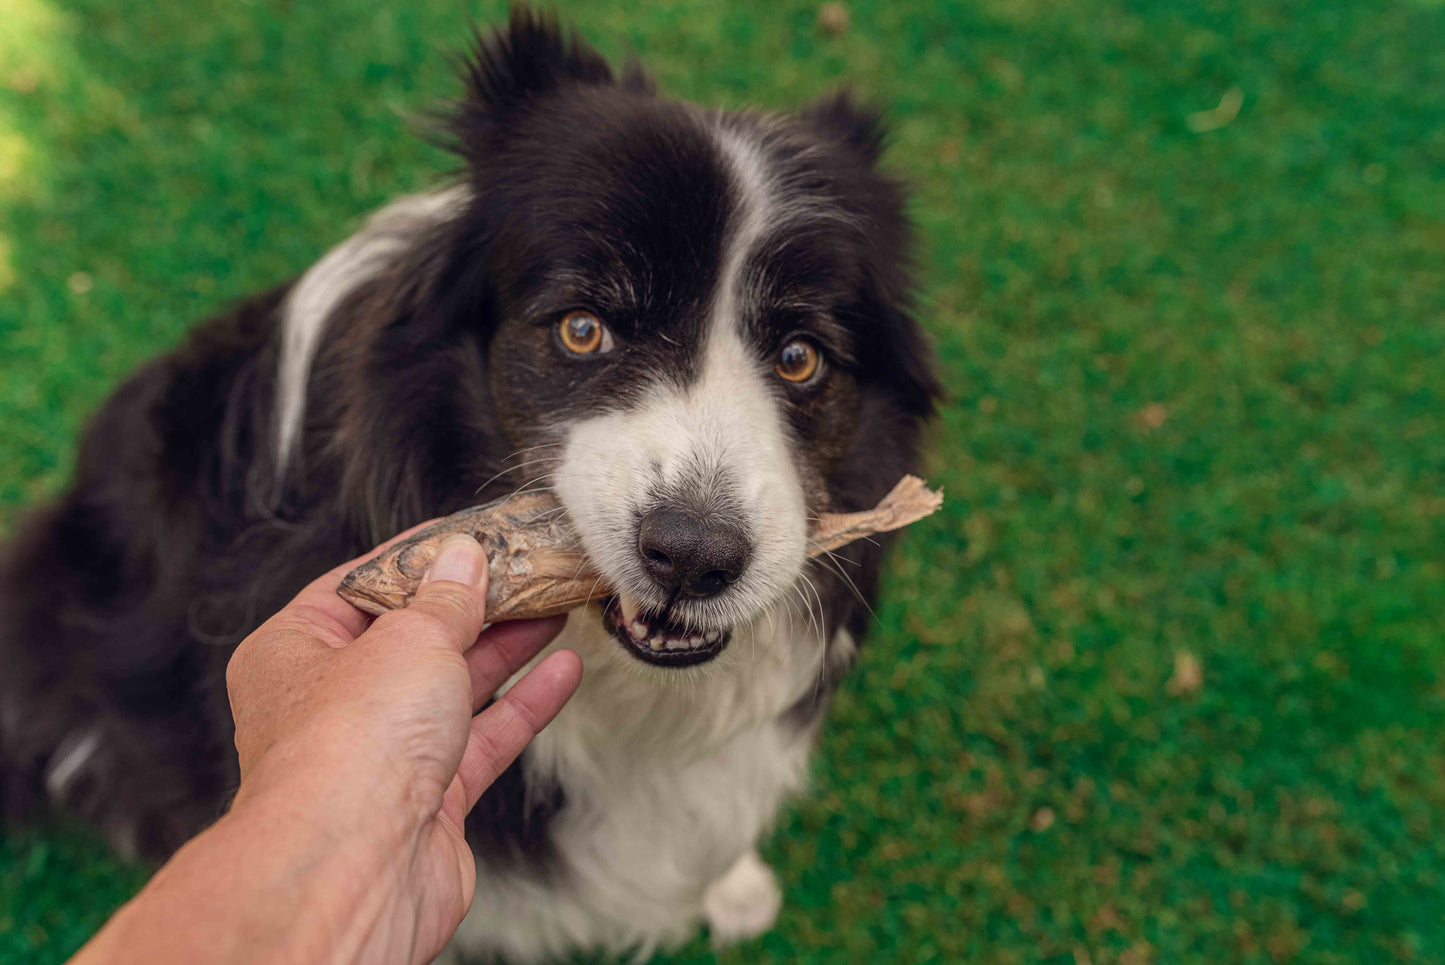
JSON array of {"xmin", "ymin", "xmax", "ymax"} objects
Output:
[
  {"xmin": 370, "ymin": 607, "xmax": 417, "ymax": 637},
  {"xmin": 469, "ymin": 719, "xmax": 523, "ymax": 787},
  {"xmin": 384, "ymin": 598, "xmax": 474, "ymax": 642},
  {"xmin": 416, "ymin": 586, "xmax": 483, "ymax": 629},
  {"xmin": 407, "ymin": 610, "xmax": 457, "ymax": 640},
  {"xmin": 224, "ymin": 641, "xmax": 252, "ymax": 692},
  {"xmin": 499, "ymin": 690, "xmax": 545, "ymax": 734},
  {"xmin": 471, "ymin": 727, "xmax": 507, "ymax": 772}
]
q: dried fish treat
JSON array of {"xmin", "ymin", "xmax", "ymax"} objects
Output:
[{"xmin": 337, "ymin": 475, "xmax": 942, "ymax": 620}]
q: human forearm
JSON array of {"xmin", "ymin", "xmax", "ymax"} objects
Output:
[{"xmin": 70, "ymin": 790, "xmax": 407, "ymax": 965}]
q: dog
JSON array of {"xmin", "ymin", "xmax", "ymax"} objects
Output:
[{"xmin": 0, "ymin": 10, "xmax": 936, "ymax": 961}]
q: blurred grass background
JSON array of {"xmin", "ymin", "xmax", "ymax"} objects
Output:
[{"xmin": 2, "ymin": 0, "xmax": 1444, "ymax": 962}]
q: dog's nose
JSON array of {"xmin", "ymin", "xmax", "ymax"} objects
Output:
[{"xmin": 636, "ymin": 505, "xmax": 751, "ymax": 599}]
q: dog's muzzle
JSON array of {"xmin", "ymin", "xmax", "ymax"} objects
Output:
[{"xmin": 635, "ymin": 504, "xmax": 752, "ymax": 600}]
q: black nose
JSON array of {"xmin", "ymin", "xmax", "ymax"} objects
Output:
[{"xmin": 636, "ymin": 505, "xmax": 752, "ymax": 599}]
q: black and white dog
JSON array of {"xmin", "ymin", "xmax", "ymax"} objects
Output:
[{"xmin": 0, "ymin": 10, "xmax": 935, "ymax": 961}]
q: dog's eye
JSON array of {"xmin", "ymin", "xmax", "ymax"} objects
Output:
[
  {"xmin": 775, "ymin": 338, "xmax": 821, "ymax": 383},
  {"xmin": 558, "ymin": 311, "xmax": 613, "ymax": 355}
]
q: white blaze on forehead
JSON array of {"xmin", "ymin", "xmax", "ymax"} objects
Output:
[
  {"xmin": 553, "ymin": 122, "xmax": 808, "ymax": 624},
  {"xmin": 273, "ymin": 186, "xmax": 468, "ymax": 476},
  {"xmin": 712, "ymin": 124, "xmax": 775, "ymax": 323}
]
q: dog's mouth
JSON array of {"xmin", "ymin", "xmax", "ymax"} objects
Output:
[{"xmin": 599, "ymin": 593, "xmax": 731, "ymax": 667}]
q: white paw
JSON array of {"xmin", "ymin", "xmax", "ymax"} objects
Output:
[{"xmin": 702, "ymin": 851, "xmax": 783, "ymax": 947}]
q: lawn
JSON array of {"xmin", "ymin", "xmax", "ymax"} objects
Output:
[{"xmin": 3, "ymin": 0, "xmax": 1444, "ymax": 962}]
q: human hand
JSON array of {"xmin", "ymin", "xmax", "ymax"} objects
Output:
[
  {"xmin": 223, "ymin": 533, "xmax": 581, "ymax": 963},
  {"xmin": 73, "ymin": 533, "xmax": 581, "ymax": 965}
]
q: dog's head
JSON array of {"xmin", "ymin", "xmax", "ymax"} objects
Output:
[{"xmin": 316, "ymin": 12, "xmax": 936, "ymax": 669}]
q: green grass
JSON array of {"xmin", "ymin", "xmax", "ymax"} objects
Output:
[{"xmin": 3, "ymin": 0, "xmax": 1444, "ymax": 962}]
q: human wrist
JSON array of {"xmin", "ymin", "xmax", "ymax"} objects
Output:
[
  {"xmin": 210, "ymin": 797, "xmax": 411, "ymax": 964},
  {"xmin": 69, "ymin": 796, "xmax": 404, "ymax": 965}
]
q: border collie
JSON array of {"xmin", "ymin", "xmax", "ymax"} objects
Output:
[{"xmin": 0, "ymin": 10, "xmax": 936, "ymax": 961}]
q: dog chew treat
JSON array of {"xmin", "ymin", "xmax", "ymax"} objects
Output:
[
  {"xmin": 337, "ymin": 475, "xmax": 943, "ymax": 621},
  {"xmin": 338, "ymin": 491, "xmax": 600, "ymax": 621}
]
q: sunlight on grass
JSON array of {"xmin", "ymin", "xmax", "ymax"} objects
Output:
[
  {"xmin": 0, "ymin": 0, "xmax": 71, "ymax": 293},
  {"xmin": 0, "ymin": 0, "xmax": 66, "ymax": 189}
]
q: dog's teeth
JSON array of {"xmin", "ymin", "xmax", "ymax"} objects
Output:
[
  {"xmin": 687, "ymin": 634, "xmax": 703, "ymax": 647},
  {"xmin": 619, "ymin": 595, "xmax": 640, "ymax": 626},
  {"xmin": 705, "ymin": 630, "xmax": 721, "ymax": 643},
  {"xmin": 630, "ymin": 620, "xmax": 649, "ymax": 639},
  {"xmin": 649, "ymin": 637, "xmax": 664, "ymax": 651}
]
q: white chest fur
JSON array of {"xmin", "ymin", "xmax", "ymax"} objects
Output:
[{"xmin": 450, "ymin": 603, "xmax": 831, "ymax": 963}]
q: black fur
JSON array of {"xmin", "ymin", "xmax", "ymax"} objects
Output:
[{"xmin": 0, "ymin": 8, "xmax": 934, "ymax": 884}]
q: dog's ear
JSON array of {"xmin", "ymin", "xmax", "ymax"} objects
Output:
[
  {"xmin": 800, "ymin": 89, "xmax": 888, "ymax": 164},
  {"xmin": 859, "ymin": 275, "xmax": 942, "ymax": 421},
  {"xmin": 453, "ymin": 9, "xmax": 626, "ymax": 135}
]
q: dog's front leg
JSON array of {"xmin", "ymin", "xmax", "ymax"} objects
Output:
[{"xmin": 701, "ymin": 850, "xmax": 783, "ymax": 947}]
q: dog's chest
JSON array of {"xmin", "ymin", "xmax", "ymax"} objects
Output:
[
  {"xmin": 533, "ymin": 605, "xmax": 825, "ymax": 875},
  {"xmin": 455, "ymin": 605, "xmax": 825, "ymax": 959},
  {"xmin": 539, "ymin": 701, "xmax": 812, "ymax": 908}
]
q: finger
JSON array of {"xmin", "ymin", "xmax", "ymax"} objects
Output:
[
  {"xmin": 370, "ymin": 535, "xmax": 490, "ymax": 654},
  {"xmin": 466, "ymin": 615, "xmax": 568, "ymax": 712},
  {"xmin": 272, "ymin": 518, "xmax": 444, "ymax": 644},
  {"xmin": 459, "ymin": 649, "xmax": 583, "ymax": 812}
]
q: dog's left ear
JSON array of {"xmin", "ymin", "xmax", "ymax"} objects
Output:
[
  {"xmin": 448, "ymin": 8, "xmax": 649, "ymax": 155},
  {"xmin": 800, "ymin": 89, "xmax": 888, "ymax": 164},
  {"xmin": 465, "ymin": 9, "xmax": 612, "ymax": 115}
]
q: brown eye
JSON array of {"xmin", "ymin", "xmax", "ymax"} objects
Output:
[
  {"xmin": 558, "ymin": 311, "xmax": 611, "ymax": 355},
  {"xmin": 775, "ymin": 338, "xmax": 821, "ymax": 383}
]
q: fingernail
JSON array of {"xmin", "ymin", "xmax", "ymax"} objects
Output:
[{"xmin": 423, "ymin": 535, "xmax": 487, "ymax": 587}]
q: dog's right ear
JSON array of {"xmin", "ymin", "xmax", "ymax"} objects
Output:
[
  {"xmin": 800, "ymin": 89, "xmax": 888, "ymax": 164},
  {"xmin": 449, "ymin": 9, "xmax": 633, "ymax": 146}
]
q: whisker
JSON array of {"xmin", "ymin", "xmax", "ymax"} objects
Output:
[
  {"xmin": 798, "ymin": 573, "xmax": 827, "ymax": 645},
  {"xmin": 811, "ymin": 553, "xmax": 874, "ymax": 624},
  {"xmin": 470, "ymin": 444, "xmax": 568, "ymax": 497}
]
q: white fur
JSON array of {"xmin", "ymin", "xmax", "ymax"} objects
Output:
[
  {"xmin": 449, "ymin": 599, "xmax": 831, "ymax": 962},
  {"xmin": 703, "ymin": 851, "xmax": 783, "ymax": 947},
  {"xmin": 273, "ymin": 186, "xmax": 467, "ymax": 474},
  {"xmin": 43, "ymin": 727, "xmax": 102, "ymax": 802}
]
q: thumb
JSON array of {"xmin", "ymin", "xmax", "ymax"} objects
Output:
[{"xmin": 395, "ymin": 534, "xmax": 491, "ymax": 652}]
